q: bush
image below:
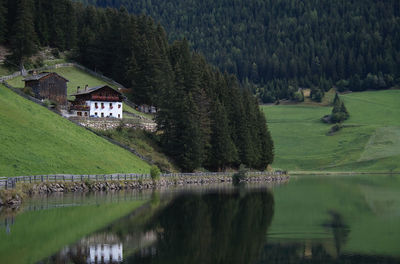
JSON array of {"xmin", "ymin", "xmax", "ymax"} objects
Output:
[
  {"xmin": 293, "ymin": 90, "xmax": 304, "ymax": 102},
  {"xmin": 23, "ymin": 86, "xmax": 34, "ymax": 96},
  {"xmin": 232, "ymin": 164, "xmax": 248, "ymax": 183},
  {"xmin": 150, "ymin": 165, "xmax": 161, "ymax": 181}
]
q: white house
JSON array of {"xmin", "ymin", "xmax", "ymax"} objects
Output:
[{"xmin": 70, "ymin": 85, "xmax": 123, "ymax": 119}]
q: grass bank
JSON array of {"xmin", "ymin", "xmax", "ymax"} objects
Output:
[
  {"xmin": 99, "ymin": 128, "xmax": 178, "ymax": 173},
  {"xmin": 262, "ymin": 90, "xmax": 400, "ymax": 172},
  {"xmin": 0, "ymin": 84, "xmax": 151, "ymax": 177}
]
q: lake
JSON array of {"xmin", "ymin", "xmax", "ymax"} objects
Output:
[{"xmin": 0, "ymin": 175, "xmax": 399, "ymax": 264}]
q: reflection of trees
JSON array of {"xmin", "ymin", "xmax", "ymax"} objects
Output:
[
  {"xmin": 127, "ymin": 190, "xmax": 274, "ymax": 264},
  {"xmin": 324, "ymin": 210, "xmax": 350, "ymax": 255}
]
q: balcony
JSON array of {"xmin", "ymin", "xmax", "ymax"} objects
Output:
[
  {"xmin": 91, "ymin": 95, "xmax": 120, "ymax": 101},
  {"xmin": 70, "ymin": 105, "xmax": 90, "ymax": 111}
]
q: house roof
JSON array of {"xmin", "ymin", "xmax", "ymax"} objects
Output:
[
  {"xmin": 23, "ymin": 72, "xmax": 69, "ymax": 82},
  {"xmin": 70, "ymin": 85, "xmax": 122, "ymax": 96}
]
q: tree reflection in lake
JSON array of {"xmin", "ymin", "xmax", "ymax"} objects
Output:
[
  {"xmin": 39, "ymin": 186, "xmax": 400, "ymax": 264},
  {"xmin": 127, "ymin": 189, "xmax": 274, "ymax": 264}
]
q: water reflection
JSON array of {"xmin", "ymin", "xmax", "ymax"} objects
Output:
[
  {"xmin": 42, "ymin": 188, "xmax": 274, "ymax": 264},
  {"xmin": 38, "ymin": 179, "xmax": 400, "ymax": 264},
  {"xmin": 128, "ymin": 189, "xmax": 274, "ymax": 264}
]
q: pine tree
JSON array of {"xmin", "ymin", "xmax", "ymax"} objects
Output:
[
  {"xmin": 207, "ymin": 100, "xmax": 237, "ymax": 171},
  {"xmin": 331, "ymin": 93, "xmax": 349, "ymax": 123},
  {"xmin": 9, "ymin": 0, "xmax": 38, "ymax": 65},
  {"xmin": 0, "ymin": 0, "xmax": 6, "ymax": 43}
]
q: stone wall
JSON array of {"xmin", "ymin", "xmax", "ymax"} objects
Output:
[
  {"xmin": 68, "ymin": 117, "xmax": 156, "ymax": 131},
  {"xmin": 25, "ymin": 175, "xmax": 290, "ymax": 194}
]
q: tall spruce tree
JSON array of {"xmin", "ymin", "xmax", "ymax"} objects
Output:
[
  {"xmin": 331, "ymin": 93, "xmax": 349, "ymax": 123},
  {"xmin": 9, "ymin": 0, "xmax": 38, "ymax": 66},
  {"xmin": 0, "ymin": 0, "xmax": 6, "ymax": 43},
  {"xmin": 207, "ymin": 100, "xmax": 237, "ymax": 170}
]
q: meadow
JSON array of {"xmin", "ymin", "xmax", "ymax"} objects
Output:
[
  {"xmin": 0, "ymin": 84, "xmax": 151, "ymax": 177},
  {"xmin": 5, "ymin": 66, "xmax": 117, "ymax": 99},
  {"xmin": 262, "ymin": 89, "xmax": 400, "ymax": 172}
]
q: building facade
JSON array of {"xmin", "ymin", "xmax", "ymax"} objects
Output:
[{"xmin": 70, "ymin": 85, "xmax": 123, "ymax": 119}]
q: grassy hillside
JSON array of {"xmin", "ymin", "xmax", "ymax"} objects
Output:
[
  {"xmin": 0, "ymin": 84, "xmax": 151, "ymax": 177},
  {"xmin": 100, "ymin": 128, "xmax": 178, "ymax": 173},
  {"xmin": 263, "ymin": 90, "xmax": 400, "ymax": 172},
  {"xmin": 6, "ymin": 66, "xmax": 118, "ymax": 99}
]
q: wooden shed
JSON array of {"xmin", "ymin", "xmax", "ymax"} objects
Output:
[{"xmin": 23, "ymin": 72, "xmax": 69, "ymax": 105}]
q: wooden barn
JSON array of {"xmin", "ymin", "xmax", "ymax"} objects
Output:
[{"xmin": 23, "ymin": 72, "xmax": 69, "ymax": 105}]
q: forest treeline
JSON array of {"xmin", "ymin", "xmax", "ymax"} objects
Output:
[
  {"xmin": 0, "ymin": 0, "xmax": 274, "ymax": 172},
  {"xmin": 77, "ymin": 0, "xmax": 400, "ymax": 102}
]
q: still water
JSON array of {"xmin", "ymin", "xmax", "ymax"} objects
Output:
[{"xmin": 1, "ymin": 175, "xmax": 400, "ymax": 264}]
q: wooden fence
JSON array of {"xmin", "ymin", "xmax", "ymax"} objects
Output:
[{"xmin": 0, "ymin": 171, "xmax": 287, "ymax": 190}]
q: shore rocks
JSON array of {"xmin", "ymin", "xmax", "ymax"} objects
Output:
[
  {"xmin": 0, "ymin": 194, "xmax": 22, "ymax": 208},
  {"xmin": 25, "ymin": 175, "xmax": 289, "ymax": 194}
]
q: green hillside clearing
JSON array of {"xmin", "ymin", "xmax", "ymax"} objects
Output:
[
  {"xmin": 6, "ymin": 66, "xmax": 118, "ymax": 99},
  {"xmin": 0, "ymin": 84, "xmax": 150, "ymax": 177},
  {"xmin": 263, "ymin": 90, "xmax": 400, "ymax": 172}
]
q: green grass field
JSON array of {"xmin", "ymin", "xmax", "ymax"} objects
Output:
[
  {"xmin": 0, "ymin": 84, "xmax": 151, "ymax": 177},
  {"xmin": 5, "ymin": 66, "xmax": 118, "ymax": 99},
  {"xmin": 262, "ymin": 90, "xmax": 400, "ymax": 172}
]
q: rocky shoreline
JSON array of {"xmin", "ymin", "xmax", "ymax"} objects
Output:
[{"xmin": 0, "ymin": 175, "xmax": 289, "ymax": 207}]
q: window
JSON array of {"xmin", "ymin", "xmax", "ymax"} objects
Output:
[
  {"xmin": 101, "ymin": 103, "xmax": 104, "ymax": 109},
  {"xmin": 84, "ymin": 112, "xmax": 88, "ymax": 116},
  {"xmin": 110, "ymin": 113, "xmax": 113, "ymax": 117},
  {"xmin": 118, "ymin": 104, "xmax": 121, "ymax": 109},
  {"xmin": 95, "ymin": 102, "xmax": 98, "ymax": 109},
  {"xmin": 95, "ymin": 112, "xmax": 98, "ymax": 116},
  {"xmin": 118, "ymin": 114, "xmax": 120, "ymax": 118},
  {"xmin": 77, "ymin": 112, "xmax": 82, "ymax": 116},
  {"xmin": 101, "ymin": 113, "xmax": 104, "ymax": 117},
  {"xmin": 110, "ymin": 103, "xmax": 113, "ymax": 109}
]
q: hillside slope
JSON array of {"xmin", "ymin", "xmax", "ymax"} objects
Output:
[
  {"xmin": 263, "ymin": 90, "xmax": 400, "ymax": 172},
  {"xmin": 0, "ymin": 84, "xmax": 150, "ymax": 177}
]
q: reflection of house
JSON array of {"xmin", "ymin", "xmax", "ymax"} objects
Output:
[
  {"xmin": 70, "ymin": 85, "xmax": 123, "ymax": 118},
  {"xmin": 23, "ymin": 72, "xmax": 69, "ymax": 105},
  {"xmin": 89, "ymin": 243, "xmax": 123, "ymax": 264}
]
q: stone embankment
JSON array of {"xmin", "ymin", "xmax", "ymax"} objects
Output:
[{"xmin": 27, "ymin": 175, "xmax": 288, "ymax": 194}]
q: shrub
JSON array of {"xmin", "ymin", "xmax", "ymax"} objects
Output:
[
  {"xmin": 150, "ymin": 165, "xmax": 161, "ymax": 181},
  {"xmin": 232, "ymin": 164, "xmax": 248, "ymax": 183}
]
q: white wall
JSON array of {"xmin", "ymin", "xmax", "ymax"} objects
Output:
[{"xmin": 88, "ymin": 101, "xmax": 123, "ymax": 119}]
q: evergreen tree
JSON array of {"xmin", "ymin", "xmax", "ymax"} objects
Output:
[
  {"xmin": 9, "ymin": 0, "xmax": 38, "ymax": 65},
  {"xmin": 0, "ymin": 0, "xmax": 6, "ymax": 43},
  {"xmin": 207, "ymin": 100, "xmax": 237, "ymax": 171},
  {"xmin": 331, "ymin": 93, "xmax": 349, "ymax": 123}
]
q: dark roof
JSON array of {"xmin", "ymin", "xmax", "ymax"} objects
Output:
[
  {"xmin": 70, "ymin": 85, "xmax": 122, "ymax": 96},
  {"xmin": 22, "ymin": 72, "xmax": 69, "ymax": 82}
]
